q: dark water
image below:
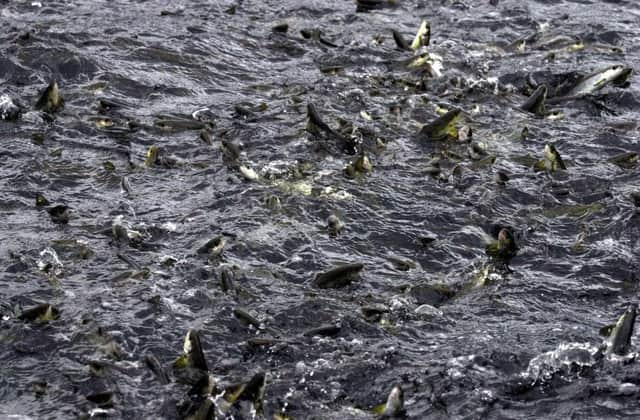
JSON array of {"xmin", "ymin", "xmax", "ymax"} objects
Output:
[{"xmin": 1, "ymin": 0, "xmax": 639, "ymax": 418}]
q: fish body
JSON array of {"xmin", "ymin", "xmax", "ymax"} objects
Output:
[
  {"xmin": 485, "ymin": 228, "xmax": 517, "ymax": 261},
  {"xmin": 356, "ymin": 0, "xmax": 398, "ymax": 12},
  {"xmin": 144, "ymin": 355, "xmax": 170, "ymax": 385},
  {"xmin": 314, "ymin": 263, "xmax": 364, "ymax": 288},
  {"xmin": 145, "ymin": 145, "xmax": 159, "ymax": 167},
  {"xmin": 35, "ymin": 80, "xmax": 64, "ymax": 113},
  {"xmin": 233, "ymin": 307, "xmax": 262, "ymax": 329},
  {"xmin": 416, "ymin": 109, "xmax": 461, "ymax": 141},
  {"xmin": 307, "ymin": 103, "xmax": 357, "ymax": 154},
  {"xmin": 175, "ymin": 329, "xmax": 208, "ymax": 371},
  {"xmin": 605, "ymin": 303, "xmax": 637, "ymax": 356},
  {"xmin": 372, "ymin": 385, "xmax": 405, "ymax": 417},
  {"xmin": 327, "ymin": 214, "xmax": 344, "ymax": 236},
  {"xmin": 46, "ymin": 205, "xmax": 70, "ymax": 224},
  {"xmin": 239, "ymin": 164, "xmax": 260, "ymax": 181},
  {"xmin": 225, "ymin": 372, "xmax": 266, "ymax": 415},
  {"xmin": 544, "ymin": 144, "xmax": 566, "ymax": 171},
  {"xmin": 520, "ymin": 84, "xmax": 547, "ymax": 115},
  {"xmin": 609, "ymin": 152, "xmax": 638, "ymax": 168},
  {"xmin": 154, "ymin": 118, "xmax": 207, "ymax": 131},
  {"xmin": 345, "ymin": 153, "xmax": 373, "ymax": 177},
  {"xmin": 144, "ymin": 145, "xmax": 178, "ymax": 168},
  {"xmin": 392, "ymin": 30, "xmax": 409, "ymax": 50},
  {"xmin": 18, "ymin": 303, "xmax": 60, "ymax": 322},
  {"xmin": 568, "ymin": 64, "xmax": 632, "ymax": 96},
  {"xmin": 410, "ymin": 20, "xmax": 430, "ymax": 50}
]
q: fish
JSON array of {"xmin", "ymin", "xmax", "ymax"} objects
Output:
[
  {"xmin": 345, "ymin": 153, "xmax": 373, "ymax": 177},
  {"xmin": 392, "ymin": 29, "xmax": 410, "ymax": 51},
  {"xmin": 220, "ymin": 139, "xmax": 241, "ymax": 162},
  {"xmin": 184, "ymin": 398, "xmax": 215, "ymax": 420},
  {"xmin": 225, "ymin": 372, "xmax": 266, "ymax": 415},
  {"xmin": 111, "ymin": 219, "xmax": 145, "ymax": 249},
  {"xmin": 472, "ymin": 263, "xmax": 501, "ymax": 288},
  {"xmin": 409, "ymin": 283, "xmax": 455, "ymax": 306},
  {"xmin": 247, "ymin": 337, "xmax": 281, "ymax": 347},
  {"xmin": 386, "ymin": 255, "xmax": 416, "ymax": 271},
  {"xmin": 103, "ymin": 160, "xmax": 116, "ymax": 171},
  {"xmin": 307, "ymin": 103, "xmax": 358, "ymax": 154},
  {"xmin": 272, "ymin": 23, "xmax": 289, "ymax": 33},
  {"xmin": 320, "ymin": 65, "xmax": 344, "ymax": 75},
  {"xmin": 416, "ymin": 108, "xmax": 461, "ymax": 141},
  {"xmin": 495, "ymin": 171, "xmax": 510, "ymax": 185},
  {"xmin": 197, "ymin": 236, "xmax": 225, "ymax": 258},
  {"xmin": 506, "ymin": 126, "xmax": 529, "ymax": 142},
  {"xmin": 90, "ymin": 116, "xmax": 114, "ymax": 129},
  {"xmin": 410, "ymin": 20, "xmax": 430, "ymax": 50},
  {"xmin": 233, "ymin": 102, "xmax": 268, "ymax": 119},
  {"xmin": 35, "ymin": 80, "xmax": 64, "ymax": 113},
  {"xmin": 468, "ymin": 140, "xmax": 489, "ymax": 161},
  {"xmin": 145, "ymin": 145, "xmax": 159, "ymax": 167},
  {"xmin": 120, "ymin": 176, "xmax": 132, "ymax": 195},
  {"xmin": 174, "ymin": 329, "xmax": 209, "ymax": 371},
  {"xmin": 356, "ymin": 0, "xmax": 398, "ymax": 12},
  {"xmin": 604, "ymin": 303, "xmax": 637, "ymax": 356},
  {"xmin": 300, "ymin": 28, "xmax": 338, "ymax": 48},
  {"xmin": 239, "ymin": 164, "xmax": 260, "ymax": 181},
  {"xmin": 144, "ymin": 355, "xmax": 170, "ymax": 385},
  {"xmin": 233, "ymin": 307, "xmax": 262, "ymax": 330},
  {"xmin": 154, "ymin": 117, "xmax": 208, "ymax": 131},
  {"xmin": 190, "ymin": 373, "xmax": 218, "ymax": 397},
  {"xmin": 608, "ymin": 151, "xmax": 638, "ymax": 168},
  {"xmin": 18, "ymin": 303, "xmax": 60, "ymax": 322},
  {"xmin": 406, "ymin": 52, "xmax": 443, "ymax": 77},
  {"xmin": 219, "ymin": 266, "xmax": 236, "ymax": 293},
  {"xmin": 327, "ymin": 214, "xmax": 344, "ymax": 236},
  {"xmin": 485, "ymin": 228, "xmax": 517, "ymax": 261},
  {"xmin": 98, "ymin": 97, "xmax": 130, "ymax": 112},
  {"xmin": 111, "ymin": 223, "xmax": 131, "ymax": 247},
  {"xmin": 86, "ymin": 391, "xmax": 114, "ymax": 406},
  {"xmin": 520, "ymin": 84, "xmax": 547, "ymax": 115},
  {"xmin": 533, "ymin": 144, "xmax": 566, "ymax": 172},
  {"xmin": 567, "ymin": 64, "xmax": 632, "ymax": 96},
  {"xmin": 46, "ymin": 205, "xmax": 70, "ymax": 224},
  {"xmin": 303, "ymin": 324, "xmax": 341, "ymax": 337},
  {"xmin": 307, "ymin": 102, "xmax": 336, "ymax": 136},
  {"xmin": 541, "ymin": 203, "xmax": 604, "ymax": 219},
  {"xmin": 35, "ymin": 193, "xmax": 49, "ymax": 207},
  {"xmin": 372, "ymin": 385, "xmax": 405, "ymax": 417},
  {"xmin": 361, "ymin": 304, "xmax": 390, "ymax": 322},
  {"xmin": 264, "ymin": 194, "xmax": 282, "ymax": 211},
  {"xmin": 544, "ymin": 144, "xmax": 566, "ymax": 171},
  {"xmin": 144, "ymin": 145, "xmax": 178, "ymax": 168},
  {"xmin": 199, "ymin": 130, "xmax": 212, "ymax": 144},
  {"xmin": 314, "ymin": 262, "xmax": 364, "ymax": 288}
]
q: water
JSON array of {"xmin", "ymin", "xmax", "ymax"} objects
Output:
[{"xmin": 1, "ymin": 0, "xmax": 639, "ymax": 418}]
